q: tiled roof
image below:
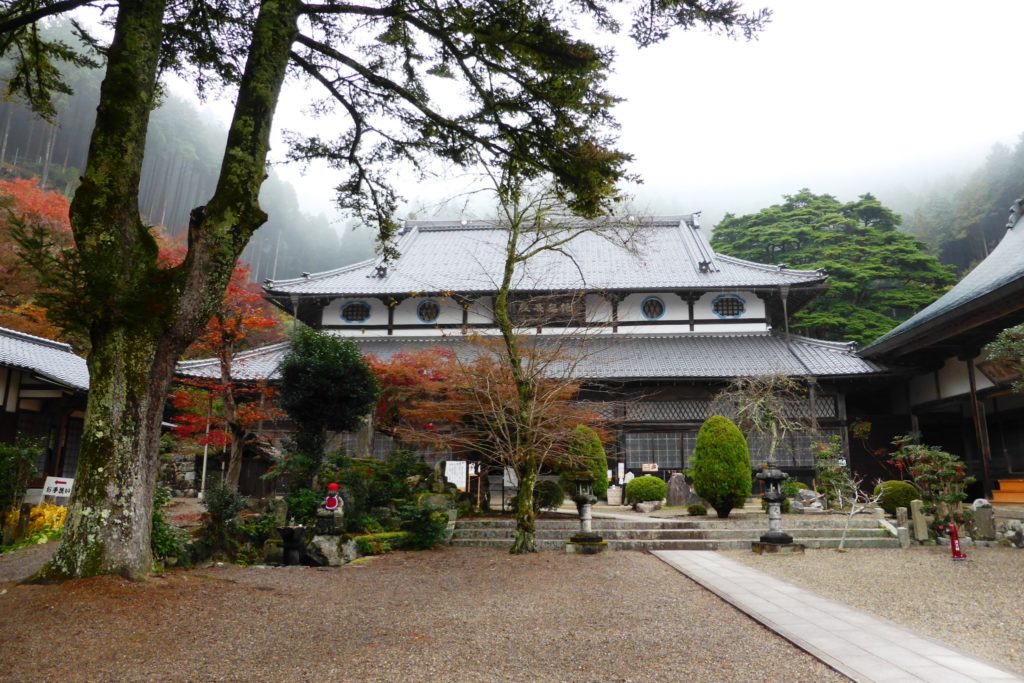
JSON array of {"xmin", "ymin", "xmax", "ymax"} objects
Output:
[
  {"xmin": 177, "ymin": 332, "xmax": 886, "ymax": 382},
  {"xmin": 0, "ymin": 327, "xmax": 89, "ymax": 391},
  {"xmin": 264, "ymin": 217, "xmax": 826, "ymax": 297},
  {"xmin": 176, "ymin": 342, "xmax": 291, "ymax": 382},
  {"xmin": 861, "ymin": 209, "xmax": 1024, "ymax": 357}
]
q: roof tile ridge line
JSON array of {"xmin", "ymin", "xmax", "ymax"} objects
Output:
[
  {"xmin": 0, "ymin": 326, "xmax": 77, "ymax": 354},
  {"xmin": 607, "ymin": 330, "xmax": 772, "ymax": 340},
  {"xmin": 266, "ymin": 225, "xmax": 425, "ymax": 287},
  {"xmin": 779, "ymin": 332, "xmax": 857, "ymax": 352},
  {"xmin": 408, "ymin": 220, "xmax": 495, "ymax": 231},
  {"xmin": 714, "ymin": 253, "xmax": 824, "ymax": 278},
  {"xmin": 178, "ymin": 340, "xmax": 293, "ymax": 367},
  {"xmin": 673, "ymin": 219, "xmax": 709, "ymax": 276},
  {"xmin": 773, "ymin": 331, "xmax": 816, "ymax": 376}
]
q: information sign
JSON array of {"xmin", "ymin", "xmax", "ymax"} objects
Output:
[{"xmin": 43, "ymin": 476, "xmax": 74, "ymax": 498}]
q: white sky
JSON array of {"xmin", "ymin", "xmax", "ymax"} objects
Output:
[{"xmin": 186, "ymin": 0, "xmax": 1024, "ymax": 231}]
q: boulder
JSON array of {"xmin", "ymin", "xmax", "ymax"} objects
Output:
[
  {"xmin": 307, "ymin": 535, "xmax": 348, "ymax": 567},
  {"xmin": 634, "ymin": 501, "xmax": 662, "ymax": 514},
  {"xmin": 667, "ymin": 473, "xmax": 703, "ymax": 507}
]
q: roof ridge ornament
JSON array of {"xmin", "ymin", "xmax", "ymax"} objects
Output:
[{"xmin": 1007, "ymin": 197, "xmax": 1023, "ymax": 230}]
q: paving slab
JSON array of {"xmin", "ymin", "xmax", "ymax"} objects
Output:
[{"xmin": 653, "ymin": 550, "xmax": 1023, "ymax": 683}]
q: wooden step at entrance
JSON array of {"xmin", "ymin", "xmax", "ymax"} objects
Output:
[{"xmin": 992, "ymin": 479, "xmax": 1024, "ymax": 504}]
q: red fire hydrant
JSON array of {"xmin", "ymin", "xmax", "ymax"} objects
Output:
[{"xmin": 949, "ymin": 522, "xmax": 967, "ymax": 561}]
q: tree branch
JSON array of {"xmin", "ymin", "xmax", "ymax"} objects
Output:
[{"xmin": 0, "ymin": 0, "xmax": 96, "ymax": 36}]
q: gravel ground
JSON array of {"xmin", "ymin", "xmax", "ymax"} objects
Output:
[
  {"xmin": 0, "ymin": 547, "xmax": 846, "ymax": 683},
  {"xmin": 727, "ymin": 546, "xmax": 1024, "ymax": 675}
]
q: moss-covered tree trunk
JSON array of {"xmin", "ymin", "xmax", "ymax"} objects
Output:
[
  {"xmin": 492, "ymin": 205, "xmax": 540, "ymax": 554},
  {"xmin": 39, "ymin": 0, "xmax": 299, "ymax": 580}
]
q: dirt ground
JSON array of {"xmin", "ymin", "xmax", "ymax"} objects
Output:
[{"xmin": 0, "ymin": 547, "xmax": 845, "ymax": 683}]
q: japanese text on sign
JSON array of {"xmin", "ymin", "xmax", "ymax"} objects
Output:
[{"xmin": 43, "ymin": 476, "xmax": 74, "ymax": 497}]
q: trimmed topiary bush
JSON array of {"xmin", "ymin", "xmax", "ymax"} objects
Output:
[
  {"xmin": 534, "ymin": 480, "xmax": 565, "ymax": 511},
  {"xmin": 690, "ymin": 415, "xmax": 752, "ymax": 519},
  {"xmin": 559, "ymin": 425, "xmax": 609, "ymax": 499},
  {"xmin": 687, "ymin": 503, "xmax": 707, "ymax": 516},
  {"xmin": 873, "ymin": 480, "xmax": 920, "ymax": 516},
  {"xmin": 625, "ymin": 475, "xmax": 668, "ymax": 504},
  {"xmin": 510, "ymin": 480, "xmax": 565, "ymax": 513}
]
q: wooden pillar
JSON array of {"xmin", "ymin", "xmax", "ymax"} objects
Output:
[
  {"xmin": 387, "ymin": 297, "xmax": 395, "ymax": 336},
  {"xmin": 966, "ymin": 356, "xmax": 993, "ymax": 498}
]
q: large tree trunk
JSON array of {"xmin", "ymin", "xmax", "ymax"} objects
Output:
[
  {"xmin": 39, "ymin": 0, "xmax": 299, "ymax": 580},
  {"xmin": 510, "ymin": 464, "xmax": 537, "ymax": 553}
]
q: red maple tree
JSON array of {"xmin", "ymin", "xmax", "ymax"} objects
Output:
[
  {"xmin": 171, "ymin": 261, "xmax": 285, "ymax": 490},
  {"xmin": 0, "ymin": 178, "xmax": 73, "ymax": 341}
]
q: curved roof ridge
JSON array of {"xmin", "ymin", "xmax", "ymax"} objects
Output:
[
  {"xmin": 0, "ymin": 326, "xmax": 75, "ymax": 353},
  {"xmin": 715, "ymin": 253, "xmax": 825, "ymax": 280}
]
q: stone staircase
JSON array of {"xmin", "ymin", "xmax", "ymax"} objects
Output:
[
  {"xmin": 992, "ymin": 479, "xmax": 1024, "ymax": 504},
  {"xmin": 452, "ymin": 515, "xmax": 901, "ymax": 551}
]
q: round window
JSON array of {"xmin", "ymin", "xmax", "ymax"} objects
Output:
[
  {"xmin": 712, "ymin": 295, "xmax": 745, "ymax": 318},
  {"xmin": 341, "ymin": 301, "xmax": 371, "ymax": 323},
  {"xmin": 640, "ymin": 296, "xmax": 665, "ymax": 320},
  {"xmin": 417, "ymin": 300, "xmax": 440, "ymax": 323}
]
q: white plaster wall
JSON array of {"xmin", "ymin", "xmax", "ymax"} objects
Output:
[
  {"xmin": 618, "ymin": 292, "xmax": 686, "ymax": 322},
  {"xmin": 936, "ymin": 357, "xmax": 995, "ymax": 399},
  {"xmin": 693, "ymin": 291, "xmax": 765, "ymax": 319},
  {"xmin": 392, "ymin": 297, "xmax": 463, "ymax": 326},
  {"xmin": 585, "ymin": 294, "xmax": 613, "ymax": 324},
  {"xmin": 322, "ymin": 297, "xmax": 389, "ymax": 328}
]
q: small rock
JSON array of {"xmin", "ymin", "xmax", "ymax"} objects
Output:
[{"xmin": 634, "ymin": 501, "xmax": 662, "ymax": 514}]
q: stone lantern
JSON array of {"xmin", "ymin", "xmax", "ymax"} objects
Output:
[
  {"xmin": 566, "ymin": 471, "xmax": 607, "ymax": 554},
  {"xmin": 755, "ymin": 465, "xmax": 795, "ymax": 548}
]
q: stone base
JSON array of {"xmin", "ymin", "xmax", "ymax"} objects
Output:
[
  {"xmin": 751, "ymin": 542, "xmax": 805, "ymax": 555},
  {"xmin": 760, "ymin": 531, "xmax": 794, "ymax": 544},
  {"xmin": 566, "ymin": 539, "xmax": 608, "ymax": 555}
]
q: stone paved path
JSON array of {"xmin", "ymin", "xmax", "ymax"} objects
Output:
[{"xmin": 654, "ymin": 550, "xmax": 1023, "ymax": 683}]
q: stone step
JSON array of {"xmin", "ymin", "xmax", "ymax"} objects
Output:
[
  {"xmin": 453, "ymin": 527, "xmax": 891, "ymax": 541},
  {"xmin": 450, "ymin": 536, "xmax": 901, "ymax": 551},
  {"xmin": 455, "ymin": 517, "xmax": 884, "ymax": 531}
]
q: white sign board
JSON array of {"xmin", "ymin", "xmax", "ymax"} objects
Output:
[
  {"xmin": 503, "ymin": 467, "xmax": 519, "ymax": 489},
  {"xmin": 617, "ymin": 463, "xmax": 625, "ymax": 482},
  {"xmin": 641, "ymin": 463, "xmax": 659, "ymax": 473},
  {"xmin": 43, "ymin": 476, "xmax": 74, "ymax": 498},
  {"xmin": 444, "ymin": 460, "xmax": 468, "ymax": 491}
]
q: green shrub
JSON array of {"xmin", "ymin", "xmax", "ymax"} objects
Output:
[
  {"xmin": 510, "ymin": 480, "xmax": 565, "ymax": 513},
  {"xmin": 0, "ymin": 437, "xmax": 41, "ymax": 542},
  {"xmin": 761, "ymin": 496, "xmax": 791, "ymax": 514},
  {"xmin": 399, "ymin": 504, "xmax": 449, "ymax": 549},
  {"xmin": 690, "ymin": 416, "xmax": 752, "ymax": 519},
  {"xmin": 559, "ymin": 425, "xmax": 609, "ymax": 499},
  {"xmin": 534, "ymin": 480, "xmax": 565, "ymax": 511},
  {"xmin": 782, "ymin": 480, "xmax": 808, "ymax": 498},
  {"xmin": 687, "ymin": 503, "xmax": 707, "ymax": 516},
  {"xmin": 625, "ymin": 475, "xmax": 668, "ymax": 504},
  {"xmin": 151, "ymin": 486, "xmax": 187, "ymax": 562},
  {"xmin": 285, "ymin": 487, "xmax": 320, "ymax": 526},
  {"xmin": 237, "ymin": 513, "xmax": 277, "ymax": 546},
  {"xmin": 201, "ymin": 481, "xmax": 247, "ymax": 555},
  {"xmin": 873, "ymin": 480, "xmax": 920, "ymax": 516},
  {"xmin": 355, "ymin": 531, "xmax": 411, "ymax": 555}
]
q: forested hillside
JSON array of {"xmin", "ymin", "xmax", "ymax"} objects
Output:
[
  {"xmin": 898, "ymin": 135, "xmax": 1024, "ymax": 275},
  {"xmin": 0, "ymin": 23, "xmax": 355, "ymax": 283}
]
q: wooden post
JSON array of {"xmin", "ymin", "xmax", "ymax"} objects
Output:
[{"xmin": 966, "ymin": 356, "xmax": 993, "ymax": 498}]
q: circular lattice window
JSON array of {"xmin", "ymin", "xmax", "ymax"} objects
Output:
[
  {"xmin": 712, "ymin": 295, "xmax": 745, "ymax": 318},
  {"xmin": 417, "ymin": 300, "xmax": 440, "ymax": 323},
  {"xmin": 641, "ymin": 296, "xmax": 665, "ymax": 320},
  {"xmin": 341, "ymin": 301, "xmax": 371, "ymax": 322}
]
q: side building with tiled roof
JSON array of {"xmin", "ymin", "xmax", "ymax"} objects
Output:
[
  {"xmin": 247, "ymin": 215, "xmax": 895, "ymax": 482},
  {"xmin": 0, "ymin": 326, "xmax": 89, "ymax": 489},
  {"xmin": 857, "ymin": 201, "xmax": 1024, "ymax": 500}
]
